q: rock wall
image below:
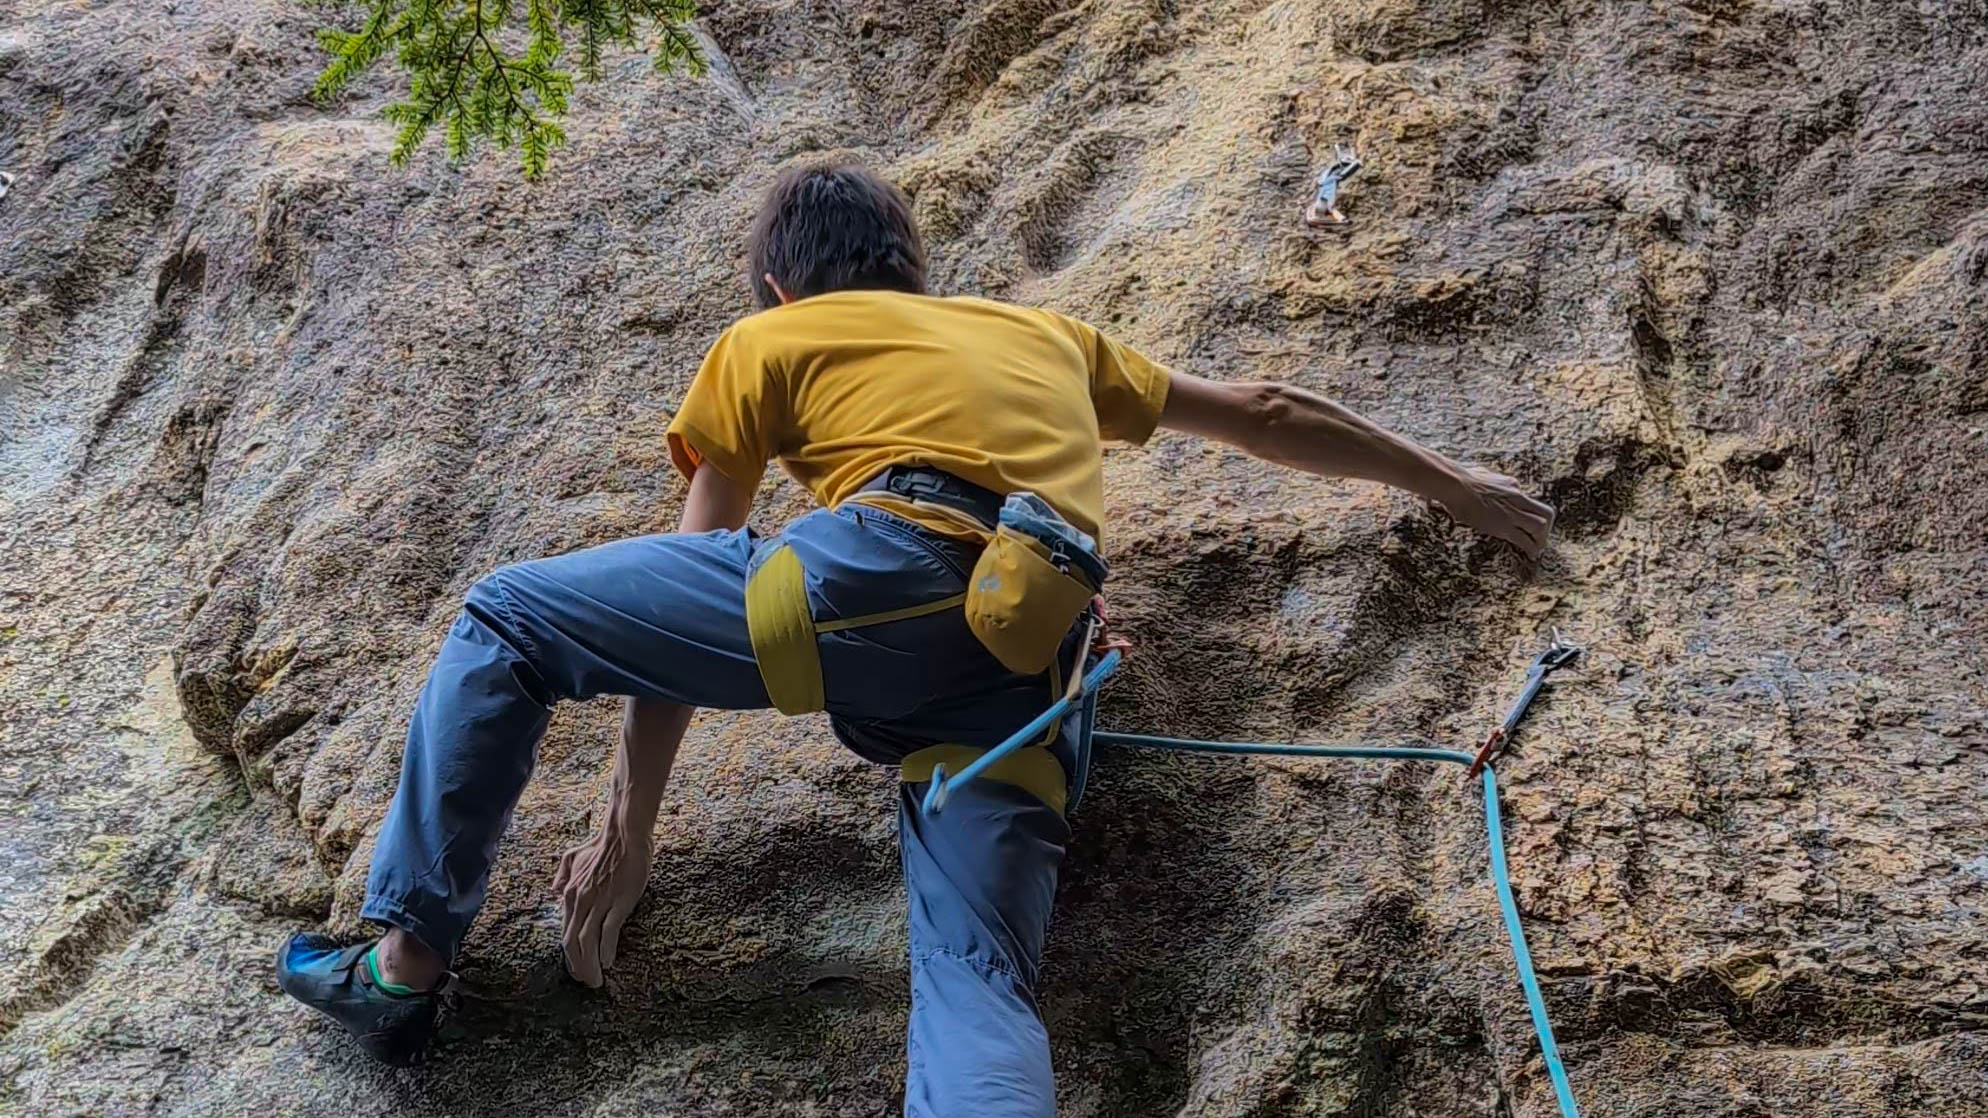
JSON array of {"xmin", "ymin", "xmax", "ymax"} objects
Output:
[{"xmin": 3, "ymin": 0, "xmax": 1986, "ymax": 1114}]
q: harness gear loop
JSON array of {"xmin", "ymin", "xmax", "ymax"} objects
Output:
[{"xmin": 1087, "ymin": 594, "xmax": 1133, "ymax": 658}]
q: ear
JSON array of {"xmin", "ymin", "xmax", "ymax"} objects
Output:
[{"xmin": 763, "ymin": 273, "xmax": 795, "ymax": 305}]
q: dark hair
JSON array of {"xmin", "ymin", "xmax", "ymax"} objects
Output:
[{"xmin": 746, "ymin": 163, "xmax": 927, "ymax": 309}]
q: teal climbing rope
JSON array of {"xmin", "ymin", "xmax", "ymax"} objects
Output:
[
  {"xmin": 1092, "ymin": 732, "xmax": 1582, "ymax": 1118},
  {"xmin": 919, "ymin": 648, "xmax": 1583, "ymax": 1118}
]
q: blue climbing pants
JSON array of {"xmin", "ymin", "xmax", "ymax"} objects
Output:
[{"xmin": 362, "ymin": 502, "xmax": 1074, "ymax": 1117}]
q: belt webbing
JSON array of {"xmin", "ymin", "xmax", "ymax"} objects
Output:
[{"xmin": 857, "ymin": 466, "xmax": 1003, "ymax": 525}]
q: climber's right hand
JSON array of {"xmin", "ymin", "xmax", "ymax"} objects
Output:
[
  {"xmin": 554, "ymin": 821, "xmax": 653, "ymax": 987},
  {"xmin": 1436, "ymin": 464, "xmax": 1556, "ymax": 559}
]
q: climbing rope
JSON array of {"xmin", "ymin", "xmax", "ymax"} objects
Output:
[
  {"xmin": 1093, "ymin": 732, "xmax": 1581, "ymax": 1118},
  {"xmin": 922, "ymin": 647, "xmax": 1584, "ymax": 1118}
]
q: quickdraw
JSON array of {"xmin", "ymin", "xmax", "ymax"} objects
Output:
[
  {"xmin": 1467, "ymin": 631, "xmax": 1583, "ymax": 778},
  {"xmin": 1305, "ymin": 144, "xmax": 1362, "ymax": 228}
]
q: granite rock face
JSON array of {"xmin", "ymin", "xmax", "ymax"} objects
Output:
[{"xmin": 3, "ymin": 0, "xmax": 1986, "ymax": 1114}]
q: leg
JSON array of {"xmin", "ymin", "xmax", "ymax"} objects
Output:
[
  {"xmin": 362, "ymin": 528, "xmax": 770, "ymax": 963},
  {"xmin": 898, "ymin": 776, "xmax": 1067, "ymax": 1118}
]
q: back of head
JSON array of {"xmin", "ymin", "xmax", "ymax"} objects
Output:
[{"xmin": 747, "ymin": 163, "xmax": 928, "ymax": 309}]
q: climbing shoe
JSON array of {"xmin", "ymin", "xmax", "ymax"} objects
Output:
[{"xmin": 275, "ymin": 933, "xmax": 439, "ymax": 1066}]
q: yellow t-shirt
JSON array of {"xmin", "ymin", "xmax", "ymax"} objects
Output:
[{"xmin": 666, "ymin": 290, "xmax": 1171, "ymax": 543}]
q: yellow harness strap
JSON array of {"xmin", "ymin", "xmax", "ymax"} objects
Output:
[
  {"xmin": 745, "ymin": 546, "xmax": 826, "ymax": 715},
  {"xmin": 746, "ymin": 542, "xmax": 972, "ymax": 716},
  {"xmin": 816, "ymin": 593, "xmax": 966, "ymax": 633},
  {"xmin": 900, "ymin": 744, "xmax": 1068, "ymax": 817}
]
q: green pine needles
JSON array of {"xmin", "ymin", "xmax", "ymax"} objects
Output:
[{"xmin": 312, "ymin": 0, "xmax": 704, "ymax": 178}]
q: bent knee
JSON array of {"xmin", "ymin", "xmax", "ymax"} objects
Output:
[
  {"xmin": 459, "ymin": 564, "xmax": 544, "ymax": 657},
  {"xmin": 463, "ymin": 567, "xmax": 518, "ymax": 624},
  {"xmin": 455, "ymin": 565, "xmax": 560, "ymax": 701}
]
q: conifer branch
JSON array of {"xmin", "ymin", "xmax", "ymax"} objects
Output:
[{"xmin": 309, "ymin": 0, "xmax": 702, "ymax": 178}]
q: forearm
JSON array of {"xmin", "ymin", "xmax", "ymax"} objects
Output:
[
  {"xmin": 1166, "ymin": 374, "xmax": 1469, "ymax": 505},
  {"xmin": 1156, "ymin": 371, "xmax": 1555, "ymax": 556},
  {"xmin": 603, "ymin": 698, "xmax": 692, "ymax": 836},
  {"xmin": 603, "ymin": 460, "xmax": 757, "ymax": 834},
  {"xmin": 1244, "ymin": 382, "xmax": 1471, "ymax": 506}
]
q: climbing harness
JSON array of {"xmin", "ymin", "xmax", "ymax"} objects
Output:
[
  {"xmin": 751, "ymin": 468, "xmax": 1107, "ymax": 711},
  {"xmin": 919, "ymin": 649, "xmax": 1120, "ymax": 817},
  {"xmin": 921, "ymin": 636, "xmax": 1586, "ymax": 1118},
  {"xmin": 1467, "ymin": 630, "xmax": 1583, "ymax": 778},
  {"xmin": 1305, "ymin": 144, "xmax": 1362, "ymax": 228}
]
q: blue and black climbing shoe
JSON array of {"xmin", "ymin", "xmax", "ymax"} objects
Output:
[{"xmin": 275, "ymin": 933, "xmax": 439, "ymax": 1066}]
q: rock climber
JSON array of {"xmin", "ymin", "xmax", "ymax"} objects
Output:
[{"xmin": 275, "ymin": 162, "xmax": 1554, "ymax": 1113}]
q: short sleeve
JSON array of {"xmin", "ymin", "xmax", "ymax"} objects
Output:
[
  {"xmin": 1041, "ymin": 310, "xmax": 1172, "ymax": 445},
  {"xmin": 666, "ymin": 323, "xmax": 784, "ymax": 486}
]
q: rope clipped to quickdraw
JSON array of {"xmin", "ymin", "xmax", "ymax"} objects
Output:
[
  {"xmin": 1468, "ymin": 629, "xmax": 1582, "ymax": 778},
  {"xmin": 918, "ymin": 635, "xmax": 1586, "ymax": 1118}
]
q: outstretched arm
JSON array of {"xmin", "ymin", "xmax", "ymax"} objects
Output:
[
  {"xmin": 1158, "ymin": 371, "xmax": 1554, "ymax": 557},
  {"xmin": 556, "ymin": 462, "xmax": 756, "ymax": 987}
]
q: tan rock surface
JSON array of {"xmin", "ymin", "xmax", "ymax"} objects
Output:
[{"xmin": 2, "ymin": 0, "xmax": 1985, "ymax": 1114}]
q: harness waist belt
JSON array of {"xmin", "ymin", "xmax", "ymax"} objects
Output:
[{"xmin": 857, "ymin": 466, "xmax": 1004, "ymax": 526}]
